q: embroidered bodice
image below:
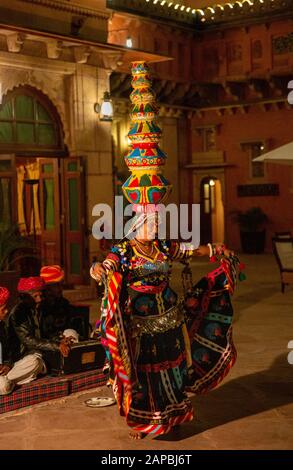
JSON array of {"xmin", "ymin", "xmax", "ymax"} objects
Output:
[{"xmin": 102, "ymin": 240, "xmax": 193, "ymax": 317}]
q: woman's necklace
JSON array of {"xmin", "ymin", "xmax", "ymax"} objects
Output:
[{"xmin": 134, "ymin": 238, "xmax": 156, "ymax": 259}]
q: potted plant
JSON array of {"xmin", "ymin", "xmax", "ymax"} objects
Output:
[{"xmin": 231, "ymin": 207, "xmax": 268, "ymax": 253}]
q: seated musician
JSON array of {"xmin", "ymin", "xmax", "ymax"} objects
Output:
[
  {"xmin": 40, "ymin": 265, "xmax": 79, "ymax": 342},
  {"xmin": 0, "ymin": 280, "xmax": 70, "ymax": 395}
]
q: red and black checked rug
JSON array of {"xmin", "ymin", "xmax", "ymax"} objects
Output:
[{"xmin": 0, "ymin": 368, "xmax": 108, "ymax": 414}]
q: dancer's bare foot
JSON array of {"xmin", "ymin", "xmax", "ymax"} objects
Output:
[{"xmin": 129, "ymin": 431, "xmax": 146, "ymax": 440}]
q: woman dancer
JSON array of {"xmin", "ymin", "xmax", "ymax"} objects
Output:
[{"xmin": 91, "ymin": 212, "xmax": 240, "ymax": 439}]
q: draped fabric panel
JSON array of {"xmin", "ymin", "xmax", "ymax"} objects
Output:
[
  {"xmin": 16, "ymin": 162, "xmax": 42, "ymax": 236},
  {"xmin": 16, "ymin": 165, "xmax": 27, "ymax": 235},
  {"xmin": 26, "ymin": 161, "xmax": 41, "ymax": 235},
  {"xmin": 44, "ymin": 178, "xmax": 55, "ymax": 230}
]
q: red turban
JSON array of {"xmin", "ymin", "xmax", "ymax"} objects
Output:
[
  {"xmin": 0, "ymin": 286, "xmax": 10, "ymax": 306},
  {"xmin": 40, "ymin": 265, "xmax": 64, "ymax": 284},
  {"xmin": 17, "ymin": 277, "xmax": 45, "ymax": 293}
]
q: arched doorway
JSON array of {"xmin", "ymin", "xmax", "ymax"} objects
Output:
[
  {"xmin": 0, "ymin": 86, "xmax": 85, "ymax": 285},
  {"xmin": 200, "ymin": 176, "xmax": 225, "ymax": 245}
]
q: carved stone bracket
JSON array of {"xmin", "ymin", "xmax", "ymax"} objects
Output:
[
  {"xmin": 46, "ymin": 39, "xmax": 63, "ymax": 60},
  {"xmin": 110, "ymin": 70, "xmax": 289, "ymax": 115},
  {"xmin": 159, "ymin": 80, "xmax": 177, "ymax": 101},
  {"xmin": 6, "ymin": 33, "xmax": 25, "ymax": 53},
  {"xmin": 272, "ymin": 32, "xmax": 293, "ymax": 55},
  {"xmin": 100, "ymin": 51, "xmax": 124, "ymax": 71},
  {"xmin": 248, "ymin": 79, "xmax": 265, "ymax": 99},
  {"xmin": 222, "ymin": 81, "xmax": 244, "ymax": 102},
  {"xmin": 73, "ymin": 46, "xmax": 91, "ymax": 64},
  {"xmin": 239, "ymin": 105, "xmax": 250, "ymax": 114}
]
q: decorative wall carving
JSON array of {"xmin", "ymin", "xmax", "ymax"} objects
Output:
[{"xmin": 272, "ymin": 33, "xmax": 293, "ymax": 55}]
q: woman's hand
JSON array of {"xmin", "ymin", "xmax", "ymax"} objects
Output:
[
  {"xmin": 90, "ymin": 262, "xmax": 106, "ymax": 282},
  {"xmin": 193, "ymin": 245, "xmax": 210, "ymax": 257},
  {"xmin": 223, "ymin": 248, "xmax": 234, "ymax": 257},
  {"xmin": 214, "ymin": 244, "xmax": 235, "ymax": 257}
]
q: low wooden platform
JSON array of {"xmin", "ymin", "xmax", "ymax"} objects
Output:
[{"xmin": 0, "ymin": 367, "xmax": 109, "ymax": 415}]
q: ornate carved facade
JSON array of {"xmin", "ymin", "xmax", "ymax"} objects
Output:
[{"xmin": 108, "ymin": 3, "xmax": 293, "ymax": 250}]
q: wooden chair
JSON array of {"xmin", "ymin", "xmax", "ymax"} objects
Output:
[{"xmin": 272, "ymin": 237, "xmax": 293, "ymax": 293}]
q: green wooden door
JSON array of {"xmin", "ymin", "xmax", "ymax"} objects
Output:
[{"xmin": 62, "ymin": 158, "xmax": 86, "ymax": 285}]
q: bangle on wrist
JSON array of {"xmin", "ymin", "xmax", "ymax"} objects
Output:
[
  {"xmin": 213, "ymin": 243, "xmax": 226, "ymax": 256},
  {"xmin": 207, "ymin": 243, "xmax": 213, "ymax": 258}
]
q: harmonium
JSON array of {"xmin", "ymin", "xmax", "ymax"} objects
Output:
[{"xmin": 44, "ymin": 340, "xmax": 106, "ymax": 376}]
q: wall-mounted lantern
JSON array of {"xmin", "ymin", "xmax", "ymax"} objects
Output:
[{"xmin": 94, "ymin": 91, "xmax": 114, "ymax": 122}]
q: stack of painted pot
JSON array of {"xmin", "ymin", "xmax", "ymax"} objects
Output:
[{"xmin": 122, "ymin": 61, "xmax": 172, "ymax": 211}]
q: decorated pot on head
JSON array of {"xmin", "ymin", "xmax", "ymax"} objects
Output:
[{"xmin": 122, "ymin": 61, "xmax": 172, "ymax": 209}]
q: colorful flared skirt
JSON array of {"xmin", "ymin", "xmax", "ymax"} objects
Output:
[{"xmin": 105, "ymin": 259, "xmax": 237, "ymax": 436}]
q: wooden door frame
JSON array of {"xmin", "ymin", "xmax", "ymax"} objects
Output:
[
  {"xmin": 0, "ymin": 154, "xmax": 17, "ymax": 224},
  {"xmin": 200, "ymin": 177, "xmax": 213, "ymax": 245},
  {"xmin": 39, "ymin": 157, "xmax": 62, "ymax": 267}
]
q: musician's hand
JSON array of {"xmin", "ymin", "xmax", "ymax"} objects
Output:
[
  {"xmin": 59, "ymin": 339, "xmax": 70, "ymax": 357},
  {"xmin": 0, "ymin": 364, "xmax": 11, "ymax": 375},
  {"xmin": 90, "ymin": 262, "xmax": 106, "ymax": 282},
  {"xmin": 62, "ymin": 335, "xmax": 76, "ymax": 345}
]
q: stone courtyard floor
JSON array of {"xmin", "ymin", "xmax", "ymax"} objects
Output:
[{"xmin": 0, "ymin": 254, "xmax": 293, "ymax": 450}]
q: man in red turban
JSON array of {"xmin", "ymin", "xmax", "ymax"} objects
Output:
[
  {"xmin": 0, "ymin": 287, "xmax": 11, "ymax": 382},
  {"xmin": 0, "ymin": 286, "xmax": 9, "ymax": 309},
  {"xmin": 40, "ymin": 265, "xmax": 64, "ymax": 285},
  {"xmin": 1, "ymin": 277, "xmax": 71, "ymax": 395},
  {"xmin": 0, "ymin": 284, "xmax": 46, "ymax": 396},
  {"xmin": 17, "ymin": 277, "xmax": 45, "ymax": 306}
]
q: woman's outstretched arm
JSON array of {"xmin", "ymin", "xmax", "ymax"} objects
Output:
[
  {"xmin": 168, "ymin": 241, "xmax": 234, "ymax": 261},
  {"xmin": 194, "ymin": 243, "xmax": 234, "ymax": 258}
]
